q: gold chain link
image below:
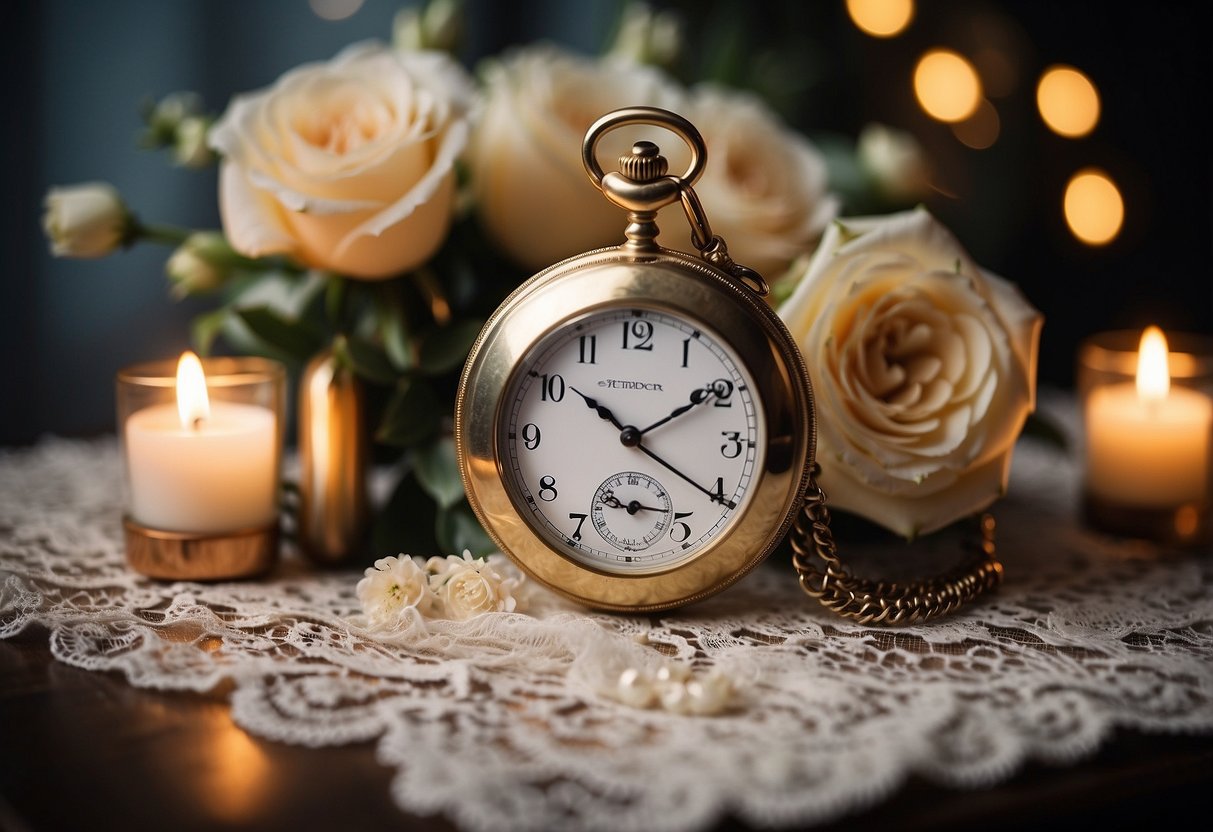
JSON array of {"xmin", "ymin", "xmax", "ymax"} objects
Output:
[{"xmin": 790, "ymin": 463, "xmax": 1003, "ymax": 625}]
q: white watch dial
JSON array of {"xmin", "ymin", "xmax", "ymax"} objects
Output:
[{"xmin": 502, "ymin": 307, "xmax": 765, "ymax": 574}]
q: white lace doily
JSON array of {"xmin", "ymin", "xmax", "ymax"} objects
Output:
[{"xmin": 3, "ymin": 398, "xmax": 1212, "ymax": 832}]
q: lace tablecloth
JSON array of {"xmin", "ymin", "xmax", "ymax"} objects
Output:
[{"xmin": 3, "ymin": 403, "xmax": 1212, "ymax": 832}]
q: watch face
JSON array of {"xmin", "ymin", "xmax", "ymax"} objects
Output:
[{"xmin": 501, "ymin": 307, "xmax": 766, "ymax": 574}]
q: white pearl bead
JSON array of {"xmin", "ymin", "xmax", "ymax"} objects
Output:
[
  {"xmin": 616, "ymin": 667, "xmax": 655, "ymax": 708},
  {"xmin": 685, "ymin": 678, "xmax": 729, "ymax": 715},
  {"xmin": 659, "ymin": 680, "xmax": 692, "ymax": 714},
  {"xmin": 656, "ymin": 663, "xmax": 691, "ymax": 684}
]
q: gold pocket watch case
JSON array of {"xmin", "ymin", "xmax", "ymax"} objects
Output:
[{"xmin": 455, "ymin": 107, "xmax": 815, "ymax": 611}]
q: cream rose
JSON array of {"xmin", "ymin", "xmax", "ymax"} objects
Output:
[
  {"xmin": 467, "ymin": 44, "xmax": 685, "ymax": 270},
  {"xmin": 778, "ymin": 208, "xmax": 1042, "ymax": 537},
  {"xmin": 208, "ymin": 42, "xmax": 475, "ymax": 279},
  {"xmin": 428, "ymin": 551, "xmax": 521, "ymax": 620},
  {"xmin": 42, "ymin": 182, "xmax": 131, "ymax": 258},
  {"xmin": 675, "ymin": 85, "xmax": 837, "ymax": 279},
  {"xmin": 357, "ymin": 555, "xmax": 437, "ymax": 626}
]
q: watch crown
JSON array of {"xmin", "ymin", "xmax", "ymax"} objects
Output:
[{"xmin": 618, "ymin": 141, "xmax": 669, "ymax": 183}]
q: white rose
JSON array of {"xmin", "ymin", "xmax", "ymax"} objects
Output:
[
  {"xmin": 778, "ymin": 207, "xmax": 1042, "ymax": 538},
  {"xmin": 42, "ymin": 182, "xmax": 131, "ymax": 258},
  {"xmin": 208, "ymin": 42, "xmax": 475, "ymax": 279},
  {"xmin": 467, "ymin": 44, "xmax": 685, "ymax": 270},
  {"xmin": 165, "ymin": 232, "xmax": 231, "ymax": 298},
  {"xmin": 356, "ymin": 555, "xmax": 437, "ymax": 625},
  {"xmin": 429, "ymin": 551, "xmax": 521, "ymax": 620},
  {"xmin": 675, "ymin": 85, "xmax": 837, "ymax": 279}
]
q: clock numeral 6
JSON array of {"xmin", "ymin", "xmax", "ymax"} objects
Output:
[
  {"xmin": 521, "ymin": 423, "xmax": 541, "ymax": 450},
  {"xmin": 539, "ymin": 373, "xmax": 565, "ymax": 402},
  {"xmin": 670, "ymin": 511, "xmax": 694, "ymax": 543},
  {"xmin": 538, "ymin": 475, "xmax": 558, "ymax": 501}
]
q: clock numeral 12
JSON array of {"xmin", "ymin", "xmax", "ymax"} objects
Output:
[{"xmin": 622, "ymin": 319, "xmax": 654, "ymax": 351}]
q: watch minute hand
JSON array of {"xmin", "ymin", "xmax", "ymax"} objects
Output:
[
  {"xmin": 635, "ymin": 443, "xmax": 736, "ymax": 509},
  {"xmin": 638, "ymin": 386, "xmax": 713, "ymax": 436}
]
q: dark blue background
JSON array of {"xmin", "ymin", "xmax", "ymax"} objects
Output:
[{"xmin": 3, "ymin": 0, "xmax": 1209, "ymax": 444}]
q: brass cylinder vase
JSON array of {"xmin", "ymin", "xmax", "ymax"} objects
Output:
[{"xmin": 298, "ymin": 348, "xmax": 369, "ymax": 564}]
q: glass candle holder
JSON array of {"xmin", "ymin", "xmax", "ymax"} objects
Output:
[
  {"xmin": 116, "ymin": 354, "xmax": 286, "ymax": 579},
  {"xmin": 1078, "ymin": 329, "xmax": 1213, "ymax": 546}
]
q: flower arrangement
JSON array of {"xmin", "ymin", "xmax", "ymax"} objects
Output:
[{"xmin": 42, "ymin": 1, "xmax": 1040, "ymax": 565}]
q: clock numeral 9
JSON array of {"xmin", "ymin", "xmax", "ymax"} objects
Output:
[
  {"xmin": 670, "ymin": 511, "xmax": 693, "ymax": 543},
  {"xmin": 521, "ymin": 423, "xmax": 541, "ymax": 450},
  {"xmin": 538, "ymin": 475, "xmax": 558, "ymax": 501},
  {"xmin": 621, "ymin": 319, "xmax": 654, "ymax": 351},
  {"xmin": 539, "ymin": 373, "xmax": 565, "ymax": 402}
]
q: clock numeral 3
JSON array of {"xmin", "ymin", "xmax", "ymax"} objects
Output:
[
  {"xmin": 720, "ymin": 430, "xmax": 742, "ymax": 459},
  {"xmin": 538, "ymin": 475, "xmax": 558, "ymax": 501},
  {"xmin": 521, "ymin": 423, "xmax": 541, "ymax": 450},
  {"xmin": 621, "ymin": 319, "xmax": 654, "ymax": 351}
]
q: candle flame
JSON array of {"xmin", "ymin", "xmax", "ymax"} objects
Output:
[
  {"xmin": 177, "ymin": 351, "xmax": 211, "ymax": 429},
  {"xmin": 1136, "ymin": 326, "xmax": 1170, "ymax": 401}
]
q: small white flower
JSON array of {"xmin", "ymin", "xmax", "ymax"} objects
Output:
[
  {"xmin": 356, "ymin": 555, "xmax": 436, "ymax": 626},
  {"xmin": 42, "ymin": 182, "xmax": 131, "ymax": 258},
  {"xmin": 165, "ymin": 232, "xmax": 233, "ymax": 298},
  {"xmin": 858, "ymin": 123, "xmax": 932, "ymax": 203},
  {"xmin": 173, "ymin": 116, "xmax": 215, "ymax": 169},
  {"xmin": 429, "ymin": 550, "xmax": 522, "ymax": 620}
]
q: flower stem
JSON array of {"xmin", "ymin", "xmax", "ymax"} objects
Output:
[{"xmin": 135, "ymin": 221, "xmax": 192, "ymax": 247}]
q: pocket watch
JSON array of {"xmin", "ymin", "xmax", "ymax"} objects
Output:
[{"xmin": 456, "ymin": 107, "xmax": 1003, "ymax": 619}]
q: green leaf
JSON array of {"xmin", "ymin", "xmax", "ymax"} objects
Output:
[
  {"xmin": 375, "ymin": 379, "xmax": 443, "ymax": 448},
  {"xmin": 324, "ymin": 275, "xmax": 347, "ymax": 327},
  {"xmin": 235, "ymin": 306, "xmax": 325, "ymax": 362},
  {"xmin": 336, "ymin": 334, "xmax": 399, "ymax": 386},
  {"xmin": 371, "ymin": 472, "xmax": 440, "ymax": 557},
  {"xmin": 412, "ymin": 436, "xmax": 465, "ymax": 510},
  {"xmin": 436, "ymin": 502, "xmax": 496, "ymax": 556},
  {"xmin": 190, "ymin": 307, "xmax": 231, "ymax": 356},
  {"xmin": 417, "ymin": 319, "xmax": 484, "ymax": 376},
  {"xmin": 381, "ymin": 305, "xmax": 413, "ymax": 370}
]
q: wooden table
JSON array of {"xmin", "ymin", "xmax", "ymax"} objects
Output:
[{"xmin": 3, "ymin": 634, "xmax": 1210, "ymax": 832}]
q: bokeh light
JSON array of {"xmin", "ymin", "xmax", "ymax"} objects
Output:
[
  {"xmin": 1037, "ymin": 65, "xmax": 1100, "ymax": 138},
  {"xmin": 914, "ymin": 49, "xmax": 982, "ymax": 123},
  {"xmin": 951, "ymin": 99, "xmax": 1001, "ymax": 149},
  {"xmin": 1064, "ymin": 168, "xmax": 1124, "ymax": 246},
  {"xmin": 846, "ymin": 0, "xmax": 915, "ymax": 38},
  {"xmin": 309, "ymin": 0, "xmax": 364, "ymax": 21}
]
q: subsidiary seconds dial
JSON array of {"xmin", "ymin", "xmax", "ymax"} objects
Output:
[{"xmin": 502, "ymin": 307, "xmax": 765, "ymax": 574}]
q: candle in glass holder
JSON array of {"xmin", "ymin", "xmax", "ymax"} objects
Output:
[
  {"xmin": 117, "ymin": 353, "xmax": 285, "ymax": 579},
  {"xmin": 1080, "ymin": 327, "xmax": 1213, "ymax": 544}
]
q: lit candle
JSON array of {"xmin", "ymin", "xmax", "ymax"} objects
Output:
[
  {"xmin": 124, "ymin": 351, "xmax": 278, "ymax": 533},
  {"xmin": 1084, "ymin": 327, "xmax": 1213, "ymax": 509}
]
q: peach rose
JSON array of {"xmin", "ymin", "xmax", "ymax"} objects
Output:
[{"xmin": 209, "ymin": 42, "xmax": 475, "ymax": 279}]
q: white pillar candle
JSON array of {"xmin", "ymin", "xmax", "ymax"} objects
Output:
[
  {"xmin": 1084, "ymin": 327, "xmax": 1213, "ymax": 508},
  {"xmin": 124, "ymin": 352, "xmax": 278, "ymax": 533}
]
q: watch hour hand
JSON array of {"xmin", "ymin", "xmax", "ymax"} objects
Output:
[{"xmin": 570, "ymin": 386, "xmax": 626, "ymax": 431}]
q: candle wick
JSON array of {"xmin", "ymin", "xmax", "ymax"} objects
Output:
[{"xmin": 191, "ymin": 416, "xmax": 205, "ymax": 432}]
